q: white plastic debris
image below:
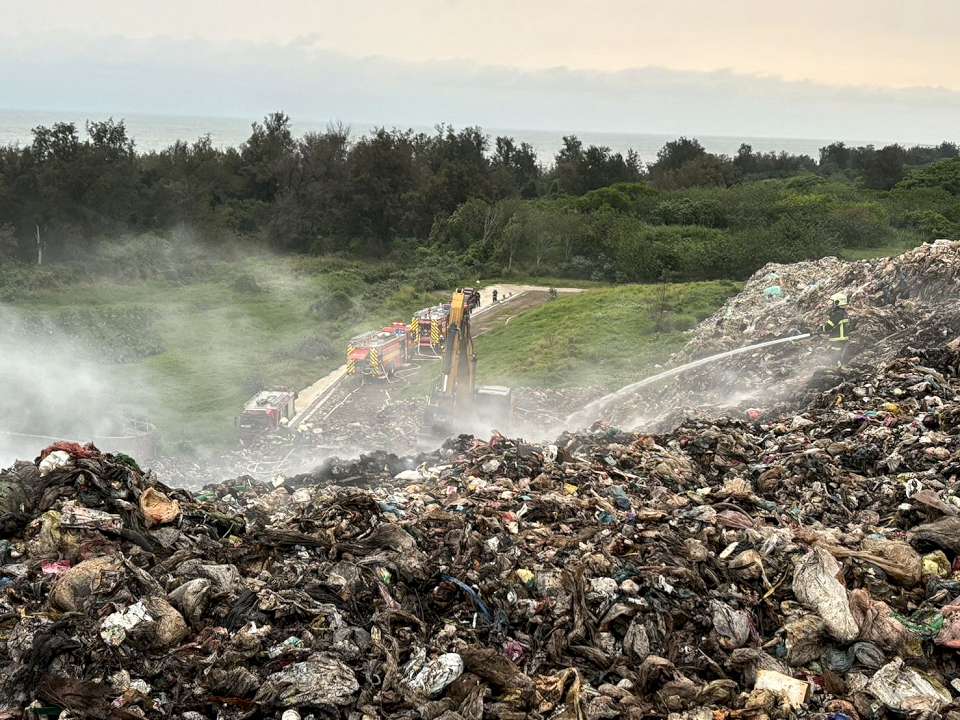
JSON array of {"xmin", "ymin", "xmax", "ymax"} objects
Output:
[
  {"xmin": 100, "ymin": 601, "xmax": 153, "ymax": 647},
  {"xmin": 866, "ymin": 658, "xmax": 951, "ymax": 713},
  {"xmin": 38, "ymin": 450, "xmax": 72, "ymax": 477},
  {"xmin": 792, "ymin": 547, "xmax": 859, "ymax": 642},
  {"xmin": 268, "ymin": 636, "xmax": 305, "ymax": 658},
  {"xmin": 59, "ymin": 500, "xmax": 124, "ymax": 532},
  {"xmin": 404, "ymin": 652, "xmax": 464, "ymax": 697},
  {"xmin": 754, "ymin": 669, "xmax": 811, "ymax": 708},
  {"xmin": 256, "ymin": 654, "xmax": 359, "ymax": 706},
  {"xmin": 588, "ymin": 577, "xmax": 619, "ymax": 599},
  {"xmin": 291, "ymin": 488, "xmax": 312, "ymax": 504},
  {"xmin": 481, "ymin": 459, "xmax": 501, "ymax": 474}
]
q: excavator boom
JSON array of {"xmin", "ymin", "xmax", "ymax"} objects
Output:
[
  {"xmin": 424, "ymin": 288, "xmax": 511, "ymax": 439},
  {"xmin": 439, "ymin": 289, "xmax": 476, "ymax": 409}
]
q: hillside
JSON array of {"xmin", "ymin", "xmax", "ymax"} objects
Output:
[{"xmin": 1, "ymin": 254, "xmax": 448, "ymax": 452}]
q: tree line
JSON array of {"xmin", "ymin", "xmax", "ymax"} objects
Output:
[{"xmin": 0, "ymin": 112, "xmax": 958, "ymax": 270}]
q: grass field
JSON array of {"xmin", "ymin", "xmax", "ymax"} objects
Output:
[
  {"xmin": 839, "ymin": 235, "xmax": 923, "ymax": 261},
  {"xmin": 6, "ymin": 255, "xmax": 447, "ymax": 451},
  {"xmin": 397, "ymin": 280, "xmax": 740, "ymax": 401},
  {"xmin": 475, "ymin": 282, "xmax": 741, "ymax": 389}
]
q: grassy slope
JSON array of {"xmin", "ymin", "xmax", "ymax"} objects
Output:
[
  {"xmin": 11, "ymin": 256, "xmax": 446, "ymax": 451},
  {"xmin": 399, "ymin": 281, "xmax": 740, "ymax": 401},
  {"xmin": 5, "ymin": 258, "xmax": 819, "ymax": 450},
  {"xmin": 474, "ymin": 282, "xmax": 740, "ymax": 390}
]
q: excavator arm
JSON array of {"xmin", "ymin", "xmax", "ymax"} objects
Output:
[
  {"xmin": 438, "ymin": 289, "xmax": 477, "ymax": 409},
  {"xmin": 424, "ymin": 288, "xmax": 511, "ymax": 440}
]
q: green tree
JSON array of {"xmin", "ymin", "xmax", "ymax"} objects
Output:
[
  {"xmin": 241, "ymin": 112, "xmax": 295, "ymax": 204},
  {"xmin": 345, "ymin": 128, "xmax": 417, "ymax": 250},
  {"xmin": 819, "ymin": 142, "xmax": 851, "ymax": 173},
  {"xmin": 650, "ymin": 137, "xmax": 706, "ymax": 174},
  {"xmin": 0, "ymin": 223, "xmax": 18, "ymax": 259},
  {"xmin": 491, "ymin": 137, "xmax": 540, "ymax": 198},
  {"xmin": 862, "ymin": 144, "xmax": 906, "ymax": 190},
  {"xmin": 897, "ymin": 158, "xmax": 960, "ymax": 196}
]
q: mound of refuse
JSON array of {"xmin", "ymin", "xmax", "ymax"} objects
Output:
[
  {"xmin": 583, "ymin": 240, "xmax": 960, "ymax": 432},
  {"xmin": 687, "ymin": 239, "xmax": 960, "ymax": 354},
  {"xmin": 4, "ymin": 336, "xmax": 960, "ymax": 718}
]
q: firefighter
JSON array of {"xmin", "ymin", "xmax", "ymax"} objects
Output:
[{"xmin": 821, "ymin": 292, "xmax": 851, "ymax": 366}]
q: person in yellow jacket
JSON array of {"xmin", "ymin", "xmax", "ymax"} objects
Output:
[{"xmin": 821, "ymin": 292, "xmax": 851, "ymax": 366}]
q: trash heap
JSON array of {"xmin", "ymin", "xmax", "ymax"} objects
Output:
[
  {"xmin": 592, "ymin": 240, "xmax": 960, "ymax": 432},
  {"xmin": 4, "ymin": 337, "xmax": 960, "ymax": 718},
  {"xmin": 687, "ymin": 239, "xmax": 960, "ymax": 354}
]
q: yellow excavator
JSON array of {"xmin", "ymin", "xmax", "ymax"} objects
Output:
[{"xmin": 423, "ymin": 288, "xmax": 512, "ymax": 438}]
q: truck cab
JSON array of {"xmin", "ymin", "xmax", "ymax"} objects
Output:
[{"xmin": 237, "ymin": 390, "xmax": 298, "ymax": 439}]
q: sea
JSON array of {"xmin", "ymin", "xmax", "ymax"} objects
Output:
[{"xmin": 0, "ymin": 108, "xmax": 893, "ymax": 166}]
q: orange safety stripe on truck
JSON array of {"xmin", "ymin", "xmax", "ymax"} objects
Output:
[
  {"xmin": 369, "ymin": 348, "xmax": 382, "ymax": 377},
  {"xmin": 346, "ymin": 344, "xmax": 357, "ymax": 375}
]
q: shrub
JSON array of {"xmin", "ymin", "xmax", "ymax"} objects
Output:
[
  {"xmin": 651, "ymin": 197, "xmax": 728, "ymax": 228},
  {"xmin": 310, "ymin": 289, "xmax": 355, "ymax": 319},
  {"xmin": 896, "ymin": 158, "xmax": 960, "ymax": 196},
  {"xmin": 828, "ymin": 203, "xmax": 892, "ymax": 248},
  {"xmin": 231, "ymin": 273, "xmax": 263, "ymax": 294},
  {"xmin": 899, "ymin": 210, "xmax": 958, "ymax": 240}
]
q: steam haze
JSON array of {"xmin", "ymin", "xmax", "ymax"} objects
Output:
[{"xmin": 0, "ymin": 306, "xmax": 148, "ymax": 465}]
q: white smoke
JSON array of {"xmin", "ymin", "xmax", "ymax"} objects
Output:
[{"xmin": 0, "ymin": 304, "xmax": 147, "ymax": 466}]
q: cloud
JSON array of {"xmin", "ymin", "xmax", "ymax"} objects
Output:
[{"xmin": 1, "ymin": 34, "xmax": 958, "ymax": 143}]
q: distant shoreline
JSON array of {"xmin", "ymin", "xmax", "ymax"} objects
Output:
[{"xmin": 0, "ymin": 108, "xmax": 901, "ymax": 165}]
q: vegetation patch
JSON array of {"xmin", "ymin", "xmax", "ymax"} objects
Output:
[{"xmin": 474, "ymin": 282, "xmax": 740, "ymax": 389}]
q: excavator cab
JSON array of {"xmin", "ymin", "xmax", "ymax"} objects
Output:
[{"xmin": 422, "ymin": 288, "xmax": 512, "ymax": 441}]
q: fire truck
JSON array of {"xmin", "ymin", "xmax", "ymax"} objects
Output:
[
  {"xmin": 346, "ymin": 323, "xmax": 409, "ymax": 380},
  {"xmin": 237, "ymin": 389, "xmax": 298, "ymax": 439},
  {"xmin": 409, "ymin": 303, "xmax": 451, "ymax": 357}
]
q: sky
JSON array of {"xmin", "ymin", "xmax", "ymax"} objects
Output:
[{"xmin": 2, "ymin": 0, "xmax": 959, "ymax": 141}]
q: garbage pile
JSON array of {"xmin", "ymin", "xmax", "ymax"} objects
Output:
[
  {"xmin": 587, "ymin": 240, "xmax": 960, "ymax": 432},
  {"xmin": 5, "ymin": 336, "xmax": 960, "ymax": 718},
  {"xmin": 687, "ymin": 239, "xmax": 960, "ymax": 354}
]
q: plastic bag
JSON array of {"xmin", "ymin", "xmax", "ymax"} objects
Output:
[
  {"xmin": 754, "ymin": 669, "xmax": 810, "ymax": 708},
  {"xmin": 403, "ymin": 652, "xmax": 464, "ymax": 697},
  {"xmin": 140, "ymin": 487, "xmax": 181, "ymax": 528},
  {"xmin": 792, "ymin": 547, "xmax": 859, "ymax": 642},
  {"xmin": 37, "ymin": 450, "xmax": 72, "ymax": 477},
  {"xmin": 49, "ymin": 555, "xmax": 124, "ymax": 612},
  {"xmin": 710, "ymin": 600, "xmax": 754, "ymax": 650},
  {"xmin": 256, "ymin": 654, "xmax": 359, "ymax": 707},
  {"xmin": 866, "ymin": 658, "xmax": 951, "ymax": 713},
  {"xmin": 101, "ymin": 601, "xmax": 153, "ymax": 647}
]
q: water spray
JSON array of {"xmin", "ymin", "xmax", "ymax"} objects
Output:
[{"xmin": 565, "ymin": 333, "xmax": 812, "ymax": 428}]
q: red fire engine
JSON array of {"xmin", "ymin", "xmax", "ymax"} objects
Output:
[
  {"xmin": 409, "ymin": 303, "xmax": 451, "ymax": 357},
  {"xmin": 236, "ymin": 390, "xmax": 298, "ymax": 439},
  {"xmin": 346, "ymin": 323, "xmax": 409, "ymax": 380}
]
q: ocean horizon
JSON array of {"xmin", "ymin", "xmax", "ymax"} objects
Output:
[{"xmin": 0, "ymin": 108, "xmax": 905, "ymax": 166}]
